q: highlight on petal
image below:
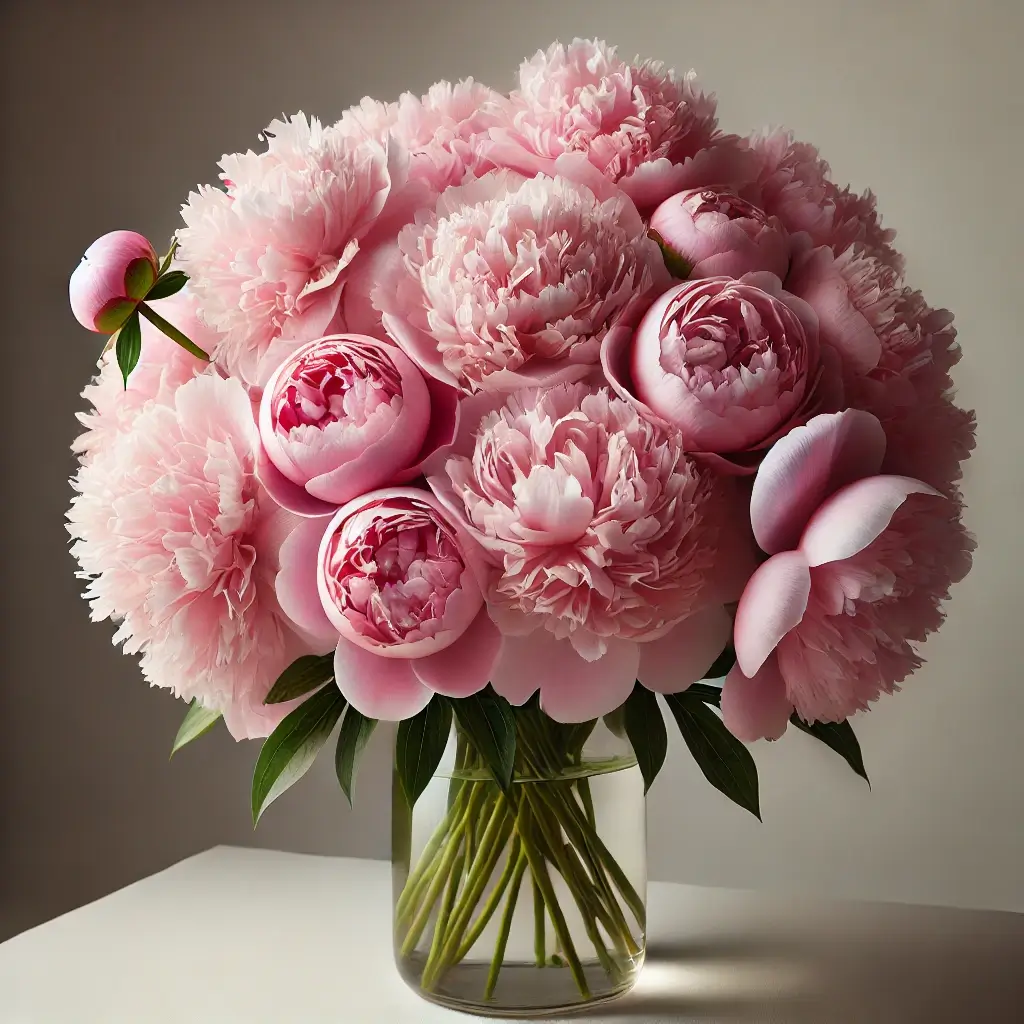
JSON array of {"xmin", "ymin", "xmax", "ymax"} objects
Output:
[
  {"xmin": 750, "ymin": 409, "xmax": 887, "ymax": 554},
  {"xmin": 333, "ymin": 637, "xmax": 433, "ymax": 720},
  {"xmin": 720, "ymin": 655, "xmax": 793, "ymax": 742},
  {"xmin": 257, "ymin": 448, "xmax": 338, "ymax": 518},
  {"xmin": 412, "ymin": 609, "xmax": 502, "ymax": 698},
  {"xmin": 733, "ymin": 551, "xmax": 811, "ymax": 677},
  {"xmin": 638, "ymin": 605, "xmax": 734, "ymax": 693},
  {"xmin": 800, "ymin": 475, "xmax": 943, "ymax": 568}
]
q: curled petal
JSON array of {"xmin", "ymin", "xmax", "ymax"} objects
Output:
[
  {"xmin": 412, "ymin": 609, "xmax": 502, "ymax": 698},
  {"xmin": 800, "ymin": 475, "xmax": 943, "ymax": 568},
  {"xmin": 257, "ymin": 448, "xmax": 338, "ymax": 518},
  {"xmin": 750, "ymin": 409, "xmax": 887, "ymax": 554},
  {"xmin": 734, "ymin": 551, "xmax": 811, "ymax": 677},
  {"xmin": 721, "ymin": 655, "xmax": 793, "ymax": 741},
  {"xmin": 275, "ymin": 517, "xmax": 337, "ymax": 645},
  {"xmin": 638, "ymin": 605, "xmax": 734, "ymax": 693},
  {"xmin": 333, "ymin": 637, "xmax": 433, "ymax": 720}
]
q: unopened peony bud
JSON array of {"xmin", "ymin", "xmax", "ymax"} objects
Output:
[{"xmin": 69, "ymin": 231, "xmax": 159, "ymax": 333}]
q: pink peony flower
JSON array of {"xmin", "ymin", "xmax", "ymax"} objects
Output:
[
  {"xmin": 721, "ymin": 410, "xmax": 973, "ymax": 740},
  {"xmin": 257, "ymin": 334, "xmax": 458, "ymax": 516},
  {"xmin": 483, "ymin": 38, "xmax": 720, "ymax": 210},
  {"xmin": 746, "ymin": 129, "xmax": 902, "ymax": 270},
  {"xmin": 374, "ymin": 170, "xmax": 668, "ymax": 394},
  {"xmin": 649, "ymin": 187, "xmax": 790, "ymax": 280},
  {"xmin": 273, "ymin": 488, "xmax": 502, "ymax": 720},
  {"xmin": 69, "ymin": 230, "xmax": 158, "ymax": 333},
  {"xmin": 337, "ymin": 78, "xmax": 503, "ymax": 192},
  {"xmin": 177, "ymin": 114, "xmax": 422, "ymax": 387},
  {"xmin": 428, "ymin": 383, "xmax": 732, "ymax": 721},
  {"xmin": 67, "ymin": 374, "xmax": 326, "ymax": 740},
  {"xmin": 846, "ymin": 289, "xmax": 976, "ymax": 494},
  {"xmin": 604, "ymin": 273, "xmax": 840, "ymax": 472},
  {"xmin": 73, "ymin": 289, "xmax": 212, "ymax": 463}
]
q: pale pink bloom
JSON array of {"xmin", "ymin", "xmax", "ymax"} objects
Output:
[
  {"xmin": 177, "ymin": 113, "xmax": 420, "ymax": 387},
  {"xmin": 483, "ymin": 38, "xmax": 719, "ymax": 210},
  {"xmin": 649, "ymin": 187, "xmax": 790, "ymax": 280},
  {"xmin": 68, "ymin": 374, "xmax": 326, "ymax": 740},
  {"xmin": 847, "ymin": 290, "xmax": 976, "ymax": 494},
  {"xmin": 746, "ymin": 129, "xmax": 903, "ymax": 270},
  {"xmin": 274, "ymin": 489, "xmax": 501, "ymax": 720},
  {"xmin": 605, "ymin": 272, "xmax": 840, "ymax": 472},
  {"xmin": 337, "ymin": 78, "xmax": 503, "ymax": 192},
  {"xmin": 374, "ymin": 170, "xmax": 668, "ymax": 394},
  {"xmin": 73, "ymin": 289, "xmax": 212, "ymax": 463},
  {"xmin": 427, "ymin": 383, "xmax": 732, "ymax": 721},
  {"xmin": 69, "ymin": 230, "xmax": 158, "ymax": 333},
  {"xmin": 257, "ymin": 334, "xmax": 458, "ymax": 516},
  {"xmin": 721, "ymin": 410, "xmax": 973, "ymax": 740}
]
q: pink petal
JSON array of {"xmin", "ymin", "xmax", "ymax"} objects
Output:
[
  {"xmin": 412, "ymin": 609, "xmax": 502, "ymax": 698},
  {"xmin": 540, "ymin": 636, "xmax": 640, "ymax": 723},
  {"xmin": 275, "ymin": 517, "xmax": 337, "ymax": 644},
  {"xmin": 750, "ymin": 410, "xmax": 887, "ymax": 554},
  {"xmin": 800, "ymin": 475, "xmax": 943, "ymax": 567},
  {"xmin": 381, "ymin": 312, "xmax": 460, "ymax": 388},
  {"xmin": 333, "ymin": 637, "xmax": 433, "ymax": 721},
  {"xmin": 639, "ymin": 605, "xmax": 734, "ymax": 693},
  {"xmin": 733, "ymin": 551, "xmax": 811, "ymax": 677},
  {"xmin": 721, "ymin": 654, "xmax": 793, "ymax": 742},
  {"xmin": 395, "ymin": 375, "xmax": 460, "ymax": 482},
  {"xmin": 257, "ymin": 448, "xmax": 338, "ymax": 518}
]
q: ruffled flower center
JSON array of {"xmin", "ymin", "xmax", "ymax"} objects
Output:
[
  {"xmin": 272, "ymin": 341, "xmax": 403, "ymax": 435},
  {"xmin": 322, "ymin": 498, "xmax": 467, "ymax": 646},
  {"xmin": 682, "ymin": 188, "xmax": 769, "ymax": 225}
]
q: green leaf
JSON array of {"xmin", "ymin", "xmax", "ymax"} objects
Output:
[
  {"xmin": 263, "ymin": 653, "xmax": 334, "ymax": 704},
  {"xmin": 449, "ymin": 688, "xmax": 516, "ymax": 793},
  {"xmin": 663, "ymin": 692, "xmax": 761, "ymax": 819},
  {"xmin": 396, "ymin": 699, "xmax": 453, "ymax": 806},
  {"xmin": 648, "ymin": 228, "xmax": 693, "ymax": 279},
  {"xmin": 335, "ymin": 707, "xmax": 378, "ymax": 805},
  {"xmin": 251, "ymin": 685, "xmax": 345, "ymax": 824},
  {"xmin": 115, "ymin": 311, "xmax": 142, "ymax": 387},
  {"xmin": 685, "ymin": 682, "xmax": 723, "ymax": 707},
  {"xmin": 170, "ymin": 699, "xmax": 221, "ymax": 757},
  {"xmin": 145, "ymin": 270, "xmax": 188, "ymax": 301},
  {"xmin": 124, "ymin": 256, "xmax": 157, "ymax": 300},
  {"xmin": 622, "ymin": 685, "xmax": 668, "ymax": 793},
  {"xmin": 158, "ymin": 237, "xmax": 179, "ymax": 277},
  {"xmin": 791, "ymin": 715, "xmax": 870, "ymax": 784},
  {"xmin": 603, "ymin": 706, "xmax": 627, "ymax": 739},
  {"xmin": 703, "ymin": 642, "xmax": 737, "ymax": 680}
]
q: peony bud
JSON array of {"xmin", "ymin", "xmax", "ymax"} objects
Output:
[
  {"xmin": 649, "ymin": 188, "xmax": 790, "ymax": 281},
  {"xmin": 69, "ymin": 231, "xmax": 159, "ymax": 333}
]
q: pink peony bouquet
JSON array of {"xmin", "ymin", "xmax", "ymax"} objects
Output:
[{"xmin": 66, "ymin": 37, "xmax": 974, "ymax": 1014}]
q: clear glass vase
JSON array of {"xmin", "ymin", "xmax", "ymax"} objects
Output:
[{"xmin": 392, "ymin": 708, "xmax": 647, "ymax": 1018}]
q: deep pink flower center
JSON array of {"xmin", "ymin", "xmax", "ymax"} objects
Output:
[
  {"xmin": 322, "ymin": 498, "xmax": 466, "ymax": 645},
  {"xmin": 661, "ymin": 283, "xmax": 802, "ymax": 388},
  {"xmin": 273, "ymin": 342, "xmax": 403, "ymax": 434}
]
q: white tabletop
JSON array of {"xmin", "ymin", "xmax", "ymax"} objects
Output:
[{"xmin": 1, "ymin": 846, "xmax": 1020, "ymax": 1023}]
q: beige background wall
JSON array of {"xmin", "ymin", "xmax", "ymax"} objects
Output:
[{"xmin": 2, "ymin": 0, "xmax": 1021, "ymax": 941}]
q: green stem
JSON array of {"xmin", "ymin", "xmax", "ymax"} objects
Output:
[
  {"xmin": 533, "ymin": 869, "xmax": 546, "ymax": 967},
  {"xmin": 399, "ymin": 787, "xmax": 482, "ymax": 956},
  {"xmin": 395, "ymin": 790, "xmax": 466, "ymax": 925},
  {"xmin": 425, "ymin": 846, "xmax": 465, "ymax": 973},
  {"xmin": 519, "ymin": 814, "xmax": 591, "ymax": 999},
  {"xmin": 484, "ymin": 849, "xmax": 528, "ymax": 1001},
  {"xmin": 137, "ymin": 302, "xmax": 210, "ymax": 360},
  {"xmin": 453, "ymin": 834, "xmax": 522, "ymax": 963}
]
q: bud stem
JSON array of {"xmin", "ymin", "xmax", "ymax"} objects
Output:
[{"xmin": 137, "ymin": 302, "xmax": 210, "ymax": 361}]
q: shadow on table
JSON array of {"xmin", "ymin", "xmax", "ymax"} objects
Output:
[{"xmin": 587, "ymin": 925, "xmax": 1024, "ymax": 1023}]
